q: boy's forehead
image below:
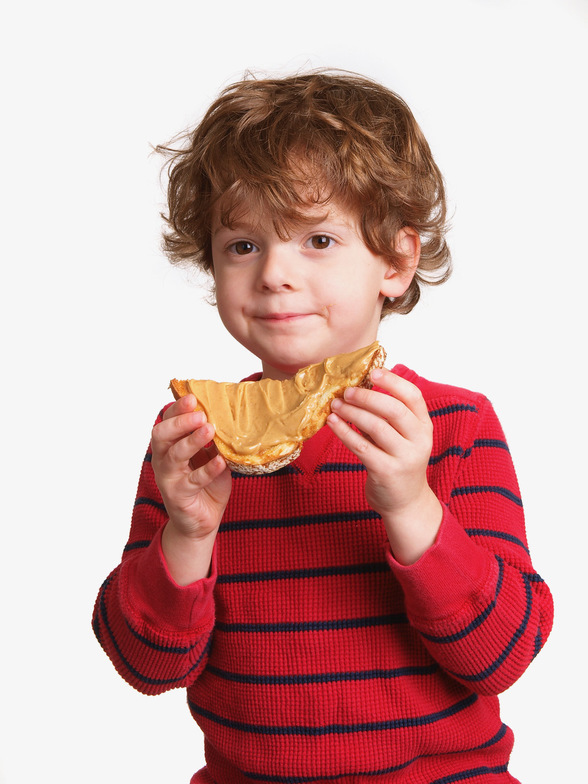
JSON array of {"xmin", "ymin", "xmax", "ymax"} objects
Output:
[
  {"xmin": 211, "ymin": 198, "xmax": 357, "ymax": 234},
  {"xmin": 210, "ymin": 152, "xmax": 358, "ymax": 231}
]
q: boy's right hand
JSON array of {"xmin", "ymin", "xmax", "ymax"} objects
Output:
[{"xmin": 150, "ymin": 394, "xmax": 232, "ymax": 584}]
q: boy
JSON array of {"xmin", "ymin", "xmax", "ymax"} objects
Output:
[{"xmin": 93, "ymin": 71, "xmax": 553, "ymax": 783}]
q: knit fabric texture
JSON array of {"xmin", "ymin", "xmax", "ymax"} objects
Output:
[{"xmin": 93, "ymin": 364, "xmax": 553, "ymax": 783}]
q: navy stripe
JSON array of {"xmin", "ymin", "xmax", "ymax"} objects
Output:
[
  {"xmin": 220, "ymin": 509, "xmax": 381, "ymax": 533},
  {"xmin": 216, "ymin": 613, "xmax": 408, "ymax": 634},
  {"xmin": 95, "ymin": 577, "xmax": 212, "ymax": 686},
  {"xmin": 451, "ymin": 485, "xmax": 522, "ymax": 506},
  {"xmin": 422, "ymin": 557, "xmax": 504, "ymax": 644},
  {"xmin": 429, "ymin": 439, "xmax": 510, "ymax": 466},
  {"xmin": 429, "ymin": 403, "xmax": 478, "ymax": 418},
  {"xmin": 477, "ymin": 722, "xmax": 509, "ymax": 748},
  {"xmin": 134, "ymin": 496, "xmax": 167, "ymax": 513},
  {"xmin": 144, "ymin": 451, "xmax": 152, "ymax": 462},
  {"xmin": 464, "ymin": 528, "xmax": 529, "ymax": 554},
  {"xmin": 317, "ymin": 462, "xmax": 367, "ymax": 474},
  {"xmin": 123, "ymin": 539, "xmax": 151, "ymax": 553},
  {"xmin": 523, "ymin": 571, "xmax": 545, "ymax": 583},
  {"xmin": 428, "ymin": 446, "xmax": 464, "ymax": 465},
  {"xmin": 239, "ymin": 723, "xmax": 507, "ymax": 782},
  {"xmin": 472, "ymin": 438, "xmax": 509, "ymax": 452},
  {"xmin": 243, "ymin": 760, "xmax": 415, "ymax": 783},
  {"xmin": 431, "ymin": 764, "xmax": 508, "ymax": 783},
  {"xmin": 124, "ymin": 619, "xmax": 205, "ymax": 655},
  {"xmin": 206, "ymin": 662, "xmax": 439, "ymax": 686},
  {"xmin": 93, "ymin": 581, "xmax": 109, "ymax": 647},
  {"xmin": 232, "ymin": 464, "xmax": 300, "ymax": 478},
  {"xmin": 217, "ymin": 562, "xmax": 388, "ymax": 584},
  {"xmin": 244, "ymin": 763, "xmax": 508, "ymax": 784},
  {"xmin": 190, "ymin": 692, "xmax": 477, "ymax": 736},
  {"xmin": 448, "ymin": 575, "xmax": 534, "ymax": 683},
  {"xmin": 236, "ymin": 443, "xmax": 507, "ymax": 475}
]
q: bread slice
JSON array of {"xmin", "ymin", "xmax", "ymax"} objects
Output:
[{"xmin": 170, "ymin": 341, "xmax": 386, "ymax": 474}]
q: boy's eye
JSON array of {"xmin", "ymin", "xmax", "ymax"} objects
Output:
[
  {"xmin": 309, "ymin": 235, "xmax": 333, "ymax": 250},
  {"xmin": 230, "ymin": 240, "xmax": 257, "ymax": 255}
]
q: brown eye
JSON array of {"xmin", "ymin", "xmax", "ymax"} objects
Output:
[
  {"xmin": 232, "ymin": 240, "xmax": 257, "ymax": 255},
  {"xmin": 310, "ymin": 235, "xmax": 333, "ymax": 250}
]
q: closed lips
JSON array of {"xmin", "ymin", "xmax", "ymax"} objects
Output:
[{"xmin": 259, "ymin": 312, "xmax": 309, "ymax": 319}]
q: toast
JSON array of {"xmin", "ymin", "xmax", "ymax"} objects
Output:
[{"xmin": 170, "ymin": 341, "xmax": 386, "ymax": 474}]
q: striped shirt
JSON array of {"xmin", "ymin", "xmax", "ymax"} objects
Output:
[{"xmin": 93, "ymin": 365, "xmax": 553, "ymax": 783}]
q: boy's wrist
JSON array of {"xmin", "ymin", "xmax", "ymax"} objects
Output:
[
  {"xmin": 381, "ymin": 488, "xmax": 443, "ymax": 566},
  {"xmin": 161, "ymin": 521, "xmax": 217, "ymax": 586},
  {"xmin": 121, "ymin": 527, "xmax": 217, "ymax": 632}
]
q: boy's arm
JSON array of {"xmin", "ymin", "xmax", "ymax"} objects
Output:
[
  {"xmin": 387, "ymin": 395, "xmax": 553, "ymax": 695},
  {"xmin": 329, "ymin": 372, "xmax": 554, "ymax": 696},
  {"xmin": 92, "ymin": 406, "xmax": 220, "ymax": 695}
]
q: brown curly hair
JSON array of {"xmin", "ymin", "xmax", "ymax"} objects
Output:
[{"xmin": 157, "ymin": 69, "xmax": 451, "ymax": 316}]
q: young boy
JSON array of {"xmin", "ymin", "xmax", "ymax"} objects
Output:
[{"xmin": 93, "ymin": 71, "xmax": 553, "ymax": 783}]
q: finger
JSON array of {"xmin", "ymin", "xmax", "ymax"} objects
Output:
[
  {"xmin": 326, "ymin": 410, "xmax": 383, "ymax": 468},
  {"xmin": 188, "ymin": 453, "xmax": 228, "ymax": 489},
  {"xmin": 189, "ymin": 440, "xmax": 220, "ymax": 470},
  {"xmin": 336, "ymin": 386, "xmax": 422, "ymax": 443},
  {"xmin": 153, "ymin": 408, "xmax": 207, "ymax": 452},
  {"xmin": 369, "ymin": 369, "xmax": 431, "ymax": 425},
  {"xmin": 167, "ymin": 421, "xmax": 216, "ymax": 466},
  {"xmin": 331, "ymin": 396, "xmax": 404, "ymax": 453},
  {"xmin": 162, "ymin": 393, "xmax": 197, "ymax": 421}
]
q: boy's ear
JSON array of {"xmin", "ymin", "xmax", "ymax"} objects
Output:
[{"xmin": 380, "ymin": 227, "xmax": 421, "ymax": 298}]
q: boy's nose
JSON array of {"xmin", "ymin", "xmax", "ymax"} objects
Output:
[{"xmin": 257, "ymin": 246, "xmax": 297, "ymax": 291}]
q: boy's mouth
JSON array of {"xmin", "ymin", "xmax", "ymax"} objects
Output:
[{"xmin": 257, "ymin": 312, "xmax": 312, "ymax": 322}]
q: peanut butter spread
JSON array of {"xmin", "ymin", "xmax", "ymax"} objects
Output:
[{"xmin": 171, "ymin": 342, "xmax": 384, "ymax": 463}]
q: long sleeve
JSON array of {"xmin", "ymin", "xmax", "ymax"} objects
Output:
[
  {"xmin": 92, "ymin": 409, "xmax": 216, "ymax": 695},
  {"xmin": 387, "ymin": 394, "xmax": 554, "ymax": 696}
]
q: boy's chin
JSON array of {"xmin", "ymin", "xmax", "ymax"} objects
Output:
[
  {"xmin": 258, "ymin": 350, "xmax": 322, "ymax": 380},
  {"xmin": 258, "ymin": 343, "xmax": 369, "ymax": 381},
  {"xmin": 260, "ymin": 357, "xmax": 311, "ymax": 381},
  {"xmin": 239, "ymin": 339, "xmax": 324, "ymax": 380}
]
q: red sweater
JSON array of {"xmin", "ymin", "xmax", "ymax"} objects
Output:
[{"xmin": 93, "ymin": 365, "xmax": 553, "ymax": 783}]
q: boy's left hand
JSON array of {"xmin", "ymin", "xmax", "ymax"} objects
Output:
[{"xmin": 327, "ymin": 368, "xmax": 443, "ymax": 565}]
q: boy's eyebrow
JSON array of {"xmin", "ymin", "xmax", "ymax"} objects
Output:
[
  {"xmin": 212, "ymin": 212, "xmax": 354, "ymax": 236},
  {"xmin": 212, "ymin": 218, "xmax": 275, "ymax": 239},
  {"xmin": 212, "ymin": 222, "xmax": 250, "ymax": 236}
]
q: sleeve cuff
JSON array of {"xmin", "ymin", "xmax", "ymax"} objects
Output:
[
  {"xmin": 122, "ymin": 527, "xmax": 217, "ymax": 632},
  {"xmin": 386, "ymin": 505, "xmax": 497, "ymax": 623}
]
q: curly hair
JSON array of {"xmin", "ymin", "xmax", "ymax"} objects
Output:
[{"xmin": 157, "ymin": 69, "xmax": 451, "ymax": 316}]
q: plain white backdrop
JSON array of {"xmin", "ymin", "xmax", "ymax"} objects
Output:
[{"xmin": 1, "ymin": 0, "xmax": 586, "ymax": 781}]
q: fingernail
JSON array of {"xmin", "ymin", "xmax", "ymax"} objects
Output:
[{"xmin": 190, "ymin": 410, "xmax": 205, "ymax": 426}]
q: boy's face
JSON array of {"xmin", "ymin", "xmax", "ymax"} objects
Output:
[{"xmin": 211, "ymin": 201, "xmax": 417, "ymax": 380}]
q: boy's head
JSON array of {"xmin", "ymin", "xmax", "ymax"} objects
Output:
[{"xmin": 158, "ymin": 69, "xmax": 451, "ymax": 317}]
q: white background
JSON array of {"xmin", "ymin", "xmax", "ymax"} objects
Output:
[{"xmin": 1, "ymin": 0, "xmax": 586, "ymax": 781}]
